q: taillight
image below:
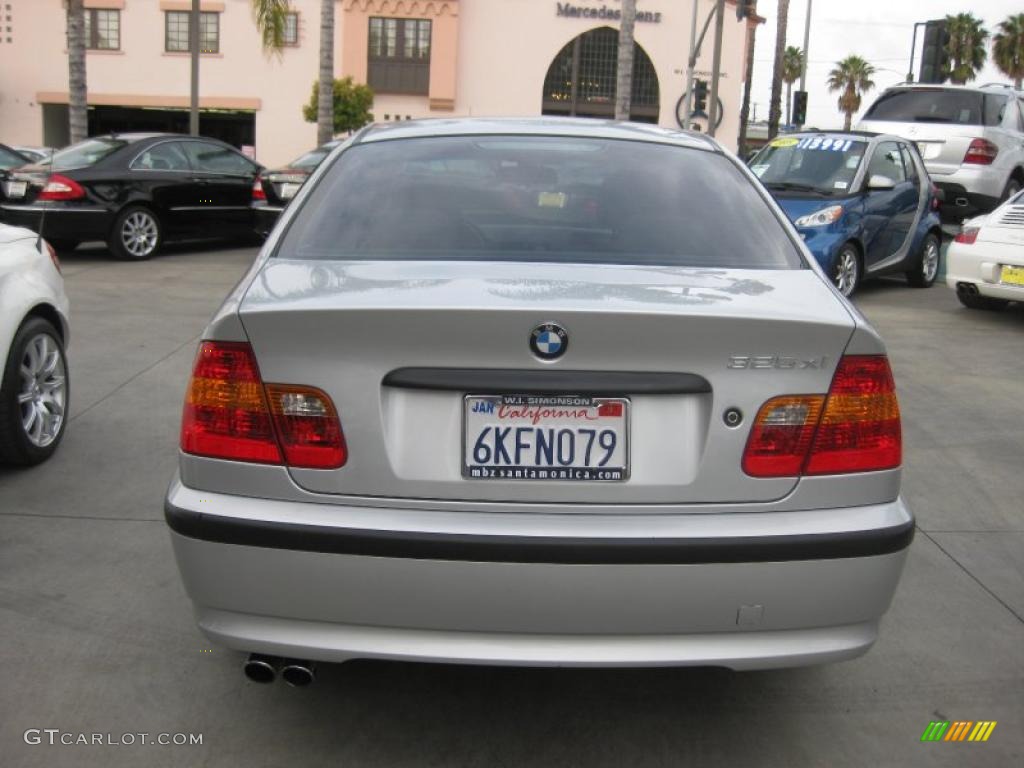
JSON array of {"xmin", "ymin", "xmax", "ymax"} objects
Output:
[
  {"xmin": 955, "ymin": 227, "xmax": 980, "ymax": 244},
  {"xmin": 963, "ymin": 139, "xmax": 998, "ymax": 165},
  {"xmin": 742, "ymin": 396, "xmax": 825, "ymax": 477},
  {"xmin": 252, "ymin": 177, "xmax": 267, "ymax": 201},
  {"xmin": 181, "ymin": 341, "xmax": 281, "ymax": 464},
  {"xmin": 930, "ymin": 183, "xmax": 941, "ymax": 211},
  {"xmin": 180, "ymin": 341, "xmax": 347, "ymax": 468},
  {"xmin": 743, "ymin": 355, "xmax": 901, "ymax": 477},
  {"xmin": 37, "ymin": 174, "xmax": 85, "ymax": 201},
  {"xmin": 265, "ymin": 385, "xmax": 347, "ymax": 468},
  {"xmin": 805, "ymin": 356, "xmax": 900, "ymax": 474}
]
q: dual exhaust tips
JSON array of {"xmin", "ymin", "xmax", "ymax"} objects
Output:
[
  {"xmin": 957, "ymin": 282, "xmax": 980, "ymax": 296},
  {"xmin": 244, "ymin": 653, "xmax": 315, "ymax": 687}
]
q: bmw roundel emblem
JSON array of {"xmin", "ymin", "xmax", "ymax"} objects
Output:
[{"xmin": 530, "ymin": 322, "xmax": 568, "ymax": 361}]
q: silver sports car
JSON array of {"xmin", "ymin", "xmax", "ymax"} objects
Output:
[{"xmin": 165, "ymin": 118, "xmax": 912, "ymax": 685}]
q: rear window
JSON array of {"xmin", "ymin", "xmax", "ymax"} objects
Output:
[
  {"xmin": 0, "ymin": 145, "xmax": 27, "ymax": 170},
  {"xmin": 863, "ymin": 89, "xmax": 1004, "ymax": 126},
  {"xmin": 289, "ymin": 149, "xmax": 329, "ymax": 170},
  {"xmin": 277, "ymin": 136, "xmax": 802, "ymax": 269},
  {"xmin": 50, "ymin": 138, "xmax": 127, "ymax": 170}
]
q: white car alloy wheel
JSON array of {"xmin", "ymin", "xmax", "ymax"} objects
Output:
[
  {"xmin": 833, "ymin": 246, "xmax": 859, "ymax": 297},
  {"xmin": 18, "ymin": 331, "xmax": 66, "ymax": 448},
  {"xmin": 118, "ymin": 208, "xmax": 158, "ymax": 260}
]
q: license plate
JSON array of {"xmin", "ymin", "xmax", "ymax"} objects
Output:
[
  {"xmin": 916, "ymin": 141, "xmax": 942, "ymax": 160},
  {"xmin": 279, "ymin": 183, "xmax": 299, "ymax": 200},
  {"xmin": 463, "ymin": 395, "xmax": 629, "ymax": 481},
  {"xmin": 1000, "ymin": 264, "xmax": 1024, "ymax": 286},
  {"xmin": 4, "ymin": 181, "xmax": 27, "ymax": 198}
]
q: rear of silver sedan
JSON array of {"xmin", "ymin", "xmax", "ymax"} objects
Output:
[{"xmin": 165, "ymin": 120, "xmax": 912, "ymax": 673}]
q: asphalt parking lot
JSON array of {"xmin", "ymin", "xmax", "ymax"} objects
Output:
[{"xmin": 1, "ymin": 242, "xmax": 1022, "ymax": 767}]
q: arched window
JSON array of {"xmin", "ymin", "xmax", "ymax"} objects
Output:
[{"xmin": 542, "ymin": 27, "xmax": 660, "ymax": 123}]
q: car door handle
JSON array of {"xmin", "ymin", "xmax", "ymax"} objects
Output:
[{"xmin": 189, "ymin": 177, "xmax": 211, "ymax": 184}]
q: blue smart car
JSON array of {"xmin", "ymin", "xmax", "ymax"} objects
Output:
[{"xmin": 751, "ymin": 131, "xmax": 943, "ymax": 297}]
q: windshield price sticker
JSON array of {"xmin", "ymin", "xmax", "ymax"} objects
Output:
[{"xmin": 796, "ymin": 137, "xmax": 857, "ymax": 152}]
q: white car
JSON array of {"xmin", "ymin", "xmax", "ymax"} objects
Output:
[
  {"xmin": 947, "ymin": 190, "xmax": 1024, "ymax": 310},
  {"xmin": 858, "ymin": 84, "xmax": 1024, "ymax": 222},
  {"xmin": 0, "ymin": 223, "xmax": 70, "ymax": 464}
]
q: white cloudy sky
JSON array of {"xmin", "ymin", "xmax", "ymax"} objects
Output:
[{"xmin": 748, "ymin": 0, "xmax": 1022, "ymax": 129}]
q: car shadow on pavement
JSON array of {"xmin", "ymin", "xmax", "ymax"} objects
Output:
[{"xmin": 232, "ymin": 658, "xmax": 828, "ymax": 764}]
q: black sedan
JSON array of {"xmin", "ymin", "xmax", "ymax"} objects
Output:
[
  {"xmin": 0, "ymin": 133, "xmax": 263, "ymax": 259},
  {"xmin": 253, "ymin": 139, "xmax": 342, "ymax": 235}
]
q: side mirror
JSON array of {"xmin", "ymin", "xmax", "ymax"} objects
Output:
[{"xmin": 867, "ymin": 174, "xmax": 896, "ymax": 191}]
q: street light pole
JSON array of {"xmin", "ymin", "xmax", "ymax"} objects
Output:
[
  {"xmin": 707, "ymin": 0, "xmax": 725, "ymax": 137},
  {"xmin": 799, "ymin": 0, "xmax": 812, "ymax": 93},
  {"xmin": 682, "ymin": 0, "xmax": 700, "ymax": 130},
  {"xmin": 189, "ymin": 0, "xmax": 200, "ymax": 136}
]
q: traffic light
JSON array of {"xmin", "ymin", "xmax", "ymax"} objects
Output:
[
  {"xmin": 792, "ymin": 90, "xmax": 808, "ymax": 126},
  {"xmin": 919, "ymin": 19, "xmax": 950, "ymax": 84},
  {"xmin": 736, "ymin": 0, "xmax": 756, "ymax": 21},
  {"xmin": 693, "ymin": 79, "xmax": 709, "ymax": 116}
]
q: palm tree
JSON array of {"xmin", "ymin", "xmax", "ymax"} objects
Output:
[
  {"xmin": 827, "ymin": 55, "xmax": 876, "ymax": 130},
  {"xmin": 782, "ymin": 45, "xmax": 803, "ymax": 126},
  {"xmin": 767, "ymin": 0, "xmax": 790, "ymax": 139},
  {"xmin": 615, "ymin": 0, "xmax": 637, "ymax": 120},
  {"xmin": 945, "ymin": 13, "xmax": 988, "ymax": 85},
  {"xmin": 251, "ymin": 0, "xmax": 290, "ymax": 51},
  {"xmin": 251, "ymin": 0, "xmax": 334, "ymax": 144},
  {"xmin": 317, "ymin": 0, "xmax": 335, "ymax": 145},
  {"xmin": 66, "ymin": 0, "xmax": 87, "ymax": 144},
  {"xmin": 992, "ymin": 13, "xmax": 1024, "ymax": 89}
]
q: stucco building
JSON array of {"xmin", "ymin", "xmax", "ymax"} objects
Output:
[{"xmin": 0, "ymin": 0, "xmax": 760, "ymax": 167}]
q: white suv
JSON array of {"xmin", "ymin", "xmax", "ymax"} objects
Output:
[{"xmin": 859, "ymin": 84, "xmax": 1024, "ymax": 221}]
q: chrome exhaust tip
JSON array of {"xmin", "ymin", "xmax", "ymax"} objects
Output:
[
  {"xmin": 955, "ymin": 197, "xmax": 970, "ymax": 207},
  {"xmin": 243, "ymin": 653, "xmax": 280, "ymax": 684},
  {"xmin": 281, "ymin": 659, "xmax": 316, "ymax": 687},
  {"xmin": 957, "ymin": 282, "xmax": 979, "ymax": 296}
]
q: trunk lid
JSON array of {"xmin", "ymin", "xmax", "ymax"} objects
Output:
[
  {"xmin": 980, "ymin": 200, "xmax": 1024, "ymax": 245},
  {"xmin": 238, "ymin": 260, "xmax": 855, "ymax": 505}
]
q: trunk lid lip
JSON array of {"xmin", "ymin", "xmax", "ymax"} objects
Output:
[{"xmin": 239, "ymin": 258, "xmax": 854, "ymax": 327}]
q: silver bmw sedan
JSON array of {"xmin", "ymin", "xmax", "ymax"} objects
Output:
[{"xmin": 165, "ymin": 118, "xmax": 912, "ymax": 685}]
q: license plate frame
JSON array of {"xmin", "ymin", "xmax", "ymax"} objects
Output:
[
  {"xmin": 1000, "ymin": 264, "xmax": 1024, "ymax": 286},
  {"xmin": 462, "ymin": 394, "xmax": 630, "ymax": 482},
  {"xmin": 4, "ymin": 180, "xmax": 27, "ymax": 199}
]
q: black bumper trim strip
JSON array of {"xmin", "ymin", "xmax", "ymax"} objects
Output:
[
  {"xmin": 165, "ymin": 502, "xmax": 914, "ymax": 565},
  {"xmin": 382, "ymin": 368, "xmax": 711, "ymax": 395}
]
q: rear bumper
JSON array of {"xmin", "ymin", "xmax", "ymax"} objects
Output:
[
  {"xmin": 0, "ymin": 203, "xmax": 113, "ymax": 241},
  {"xmin": 933, "ymin": 182, "xmax": 1001, "ymax": 222},
  {"xmin": 252, "ymin": 203, "xmax": 283, "ymax": 236},
  {"xmin": 946, "ymin": 239, "xmax": 1024, "ymax": 302},
  {"xmin": 165, "ymin": 478, "xmax": 913, "ymax": 669}
]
